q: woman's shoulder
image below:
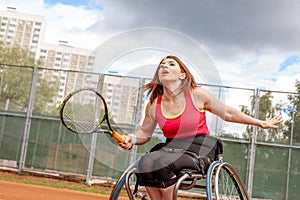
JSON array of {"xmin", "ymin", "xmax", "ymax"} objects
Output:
[
  {"xmin": 190, "ymin": 86, "xmax": 212, "ymax": 104},
  {"xmin": 187, "ymin": 86, "xmax": 210, "ymax": 110},
  {"xmin": 145, "ymin": 98, "xmax": 158, "ymax": 118},
  {"xmin": 191, "ymin": 86, "xmax": 210, "ymax": 96}
]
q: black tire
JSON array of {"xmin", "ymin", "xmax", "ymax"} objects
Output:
[
  {"xmin": 214, "ymin": 162, "xmax": 249, "ymax": 200},
  {"xmin": 206, "ymin": 160, "xmax": 222, "ymax": 200},
  {"xmin": 109, "ymin": 160, "xmax": 139, "ymax": 200}
]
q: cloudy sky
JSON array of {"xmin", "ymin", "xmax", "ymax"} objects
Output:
[{"xmin": 1, "ymin": 0, "xmax": 300, "ymax": 93}]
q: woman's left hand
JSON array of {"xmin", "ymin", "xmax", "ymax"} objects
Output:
[{"xmin": 261, "ymin": 115, "xmax": 284, "ymax": 129}]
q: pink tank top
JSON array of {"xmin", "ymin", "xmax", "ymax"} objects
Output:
[{"xmin": 156, "ymin": 89, "xmax": 210, "ymax": 139}]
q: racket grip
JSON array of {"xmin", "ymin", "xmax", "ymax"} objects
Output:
[
  {"xmin": 112, "ymin": 131, "xmax": 133, "ymax": 150},
  {"xmin": 111, "ymin": 131, "xmax": 125, "ymax": 143}
]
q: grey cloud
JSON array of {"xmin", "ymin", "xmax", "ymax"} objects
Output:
[{"xmin": 91, "ymin": 0, "xmax": 300, "ymax": 59}]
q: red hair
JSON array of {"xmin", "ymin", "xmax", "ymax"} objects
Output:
[{"xmin": 144, "ymin": 55, "xmax": 197, "ymax": 104}]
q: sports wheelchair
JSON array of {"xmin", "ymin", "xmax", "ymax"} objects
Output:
[{"xmin": 109, "ymin": 137, "xmax": 249, "ymax": 200}]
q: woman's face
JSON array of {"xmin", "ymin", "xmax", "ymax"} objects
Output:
[{"xmin": 158, "ymin": 58, "xmax": 185, "ymax": 84}]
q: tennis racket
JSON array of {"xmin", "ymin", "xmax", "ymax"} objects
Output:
[{"xmin": 59, "ymin": 88, "xmax": 125, "ymax": 144}]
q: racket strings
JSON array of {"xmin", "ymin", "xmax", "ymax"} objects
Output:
[{"xmin": 62, "ymin": 91, "xmax": 105, "ymax": 134}]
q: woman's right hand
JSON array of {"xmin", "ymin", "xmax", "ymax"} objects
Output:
[{"xmin": 118, "ymin": 135, "xmax": 133, "ymax": 150}]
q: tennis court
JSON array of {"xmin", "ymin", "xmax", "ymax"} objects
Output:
[
  {"xmin": 0, "ymin": 170, "xmax": 129, "ymax": 200},
  {"xmin": 0, "ymin": 181, "xmax": 106, "ymax": 200},
  {"xmin": 0, "ymin": 64, "xmax": 299, "ymax": 199}
]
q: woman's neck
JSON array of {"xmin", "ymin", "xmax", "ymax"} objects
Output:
[{"xmin": 163, "ymin": 86, "xmax": 184, "ymax": 101}]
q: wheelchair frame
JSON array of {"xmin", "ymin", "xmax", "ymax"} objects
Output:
[{"xmin": 109, "ymin": 139, "xmax": 249, "ymax": 200}]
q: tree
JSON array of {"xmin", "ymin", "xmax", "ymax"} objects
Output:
[
  {"xmin": 282, "ymin": 82, "xmax": 300, "ymax": 143},
  {"xmin": 34, "ymin": 77, "xmax": 59, "ymax": 115},
  {"xmin": 239, "ymin": 104, "xmax": 252, "ymax": 139},
  {"xmin": 241, "ymin": 91, "xmax": 285, "ymax": 142},
  {"xmin": 0, "ymin": 43, "xmax": 58, "ymax": 114},
  {"xmin": 257, "ymin": 91, "xmax": 275, "ymax": 141}
]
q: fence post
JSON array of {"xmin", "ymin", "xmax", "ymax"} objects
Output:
[
  {"xmin": 18, "ymin": 66, "xmax": 38, "ymax": 173},
  {"xmin": 285, "ymin": 94, "xmax": 296, "ymax": 200},
  {"xmin": 129, "ymin": 78, "xmax": 146, "ymax": 164},
  {"xmin": 85, "ymin": 73, "xmax": 104, "ymax": 184},
  {"xmin": 246, "ymin": 89, "xmax": 260, "ymax": 198}
]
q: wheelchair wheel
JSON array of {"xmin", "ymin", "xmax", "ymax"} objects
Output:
[
  {"xmin": 214, "ymin": 162, "xmax": 249, "ymax": 200},
  {"xmin": 109, "ymin": 160, "xmax": 139, "ymax": 200},
  {"xmin": 206, "ymin": 160, "xmax": 222, "ymax": 200}
]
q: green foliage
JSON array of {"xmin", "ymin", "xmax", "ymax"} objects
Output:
[
  {"xmin": 0, "ymin": 66, "xmax": 31, "ymax": 110},
  {"xmin": 239, "ymin": 104, "xmax": 253, "ymax": 138},
  {"xmin": 256, "ymin": 91, "xmax": 285, "ymax": 142},
  {"xmin": 0, "ymin": 43, "xmax": 58, "ymax": 114},
  {"xmin": 240, "ymin": 90, "xmax": 290, "ymax": 142},
  {"xmin": 283, "ymin": 82, "xmax": 300, "ymax": 142},
  {"xmin": 258, "ymin": 91, "xmax": 274, "ymax": 119},
  {"xmin": 0, "ymin": 43, "xmax": 36, "ymax": 66},
  {"xmin": 34, "ymin": 77, "xmax": 58, "ymax": 114}
]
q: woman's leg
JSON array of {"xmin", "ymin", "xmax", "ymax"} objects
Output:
[
  {"xmin": 152, "ymin": 153, "xmax": 198, "ymax": 180},
  {"xmin": 161, "ymin": 184, "xmax": 176, "ymax": 199},
  {"xmin": 145, "ymin": 184, "xmax": 176, "ymax": 200},
  {"xmin": 145, "ymin": 187, "xmax": 163, "ymax": 199},
  {"xmin": 139, "ymin": 151, "xmax": 199, "ymax": 199},
  {"xmin": 139, "ymin": 151, "xmax": 177, "ymax": 199}
]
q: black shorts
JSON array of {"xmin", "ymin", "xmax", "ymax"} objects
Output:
[
  {"xmin": 136, "ymin": 135, "xmax": 219, "ymax": 188},
  {"xmin": 136, "ymin": 148, "xmax": 199, "ymax": 188}
]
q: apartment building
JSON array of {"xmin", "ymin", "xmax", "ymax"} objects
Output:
[
  {"xmin": 37, "ymin": 42, "xmax": 96, "ymax": 107},
  {"xmin": 102, "ymin": 75, "xmax": 143, "ymax": 125},
  {"xmin": 0, "ymin": 7, "xmax": 46, "ymax": 56}
]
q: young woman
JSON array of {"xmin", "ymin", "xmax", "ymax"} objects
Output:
[{"xmin": 118, "ymin": 55, "xmax": 283, "ymax": 199}]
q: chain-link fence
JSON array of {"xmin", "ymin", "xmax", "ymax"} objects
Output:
[{"xmin": 0, "ymin": 64, "xmax": 299, "ymax": 199}]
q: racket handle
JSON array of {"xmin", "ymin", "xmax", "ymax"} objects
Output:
[
  {"xmin": 111, "ymin": 131, "xmax": 133, "ymax": 150},
  {"xmin": 111, "ymin": 131, "xmax": 125, "ymax": 143}
]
